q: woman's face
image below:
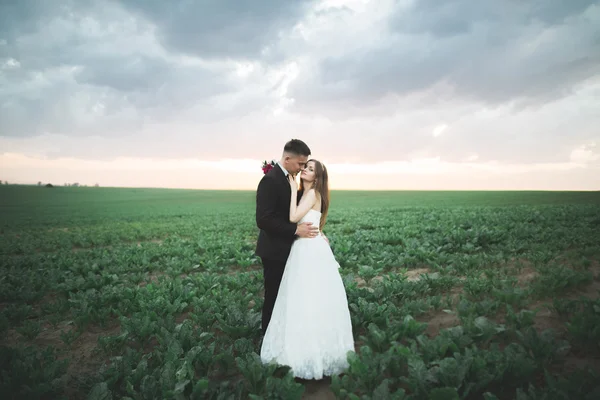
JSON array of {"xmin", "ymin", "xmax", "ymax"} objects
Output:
[{"xmin": 301, "ymin": 161, "xmax": 316, "ymax": 183}]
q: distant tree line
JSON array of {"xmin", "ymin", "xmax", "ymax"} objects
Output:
[
  {"xmin": 36, "ymin": 182, "xmax": 101, "ymax": 187},
  {"xmin": 0, "ymin": 180, "xmax": 100, "ymax": 187}
]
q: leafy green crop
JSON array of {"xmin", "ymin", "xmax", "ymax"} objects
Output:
[{"xmin": 1, "ymin": 186, "xmax": 599, "ymax": 398}]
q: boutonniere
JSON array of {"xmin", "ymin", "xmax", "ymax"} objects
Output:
[{"xmin": 262, "ymin": 160, "xmax": 276, "ymax": 174}]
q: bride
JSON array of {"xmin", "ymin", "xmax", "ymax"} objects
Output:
[{"xmin": 260, "ymin": 159, "xmax": 355, "ymax": 380}]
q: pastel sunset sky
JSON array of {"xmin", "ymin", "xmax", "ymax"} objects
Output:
[{"xmin": 1, "ymin": 0, "xmax": 599, "ymax": 190}]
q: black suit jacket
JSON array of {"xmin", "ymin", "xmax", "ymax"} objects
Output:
[{"xmin": 255, "ymin": 164, "xmax": 300, "ymax": 262}]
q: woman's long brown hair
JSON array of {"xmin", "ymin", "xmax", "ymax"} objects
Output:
[{"xmin": 299, "ymin": 159, "xmax": 329, "ymax": 231}]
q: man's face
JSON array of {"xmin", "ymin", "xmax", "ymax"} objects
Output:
[{"xmin": 285, "ymin": 154, "xmax": 309, "ymax": 175}]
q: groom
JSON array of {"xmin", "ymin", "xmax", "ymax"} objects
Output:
[{"xmin": 256, "ymin": 139, "xmax": 319, "ymax": 335}]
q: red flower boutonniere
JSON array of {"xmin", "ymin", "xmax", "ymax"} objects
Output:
[{"xmin": 262, "ymin": 160, "xmax": 276, "ymax": 174}]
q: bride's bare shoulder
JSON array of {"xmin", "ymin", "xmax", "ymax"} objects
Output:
[{"xmin": 311, "ymin": 190, "xmax": 322, "ymax": 211}]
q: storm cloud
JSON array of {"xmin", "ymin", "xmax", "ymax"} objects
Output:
[{"xmin": 290, "ymin": 0, "xmax": 600, "ymax": 108}]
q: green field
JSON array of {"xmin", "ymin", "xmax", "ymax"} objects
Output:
[{"xmin": 1, "ymin": 186, "xmax": 600, "ymax": 399}]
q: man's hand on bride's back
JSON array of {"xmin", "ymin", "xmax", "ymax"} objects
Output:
[{"xmin": 295, "ymin": 222, "xmax": 319, "ymax": 238}]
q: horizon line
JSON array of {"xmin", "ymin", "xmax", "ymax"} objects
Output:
[{"xmin": 1, "ymin": 183, "xmax": 598, "ymax": 192}]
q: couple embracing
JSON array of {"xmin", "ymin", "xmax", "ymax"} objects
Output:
[{"xmin": 255, "ymin": 139, "xmax": 355, "ymax": 380}]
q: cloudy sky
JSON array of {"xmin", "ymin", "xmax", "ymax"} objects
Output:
[{"xmin": 1, "ymin": 0, "xmax": 599, "ymax": 190}]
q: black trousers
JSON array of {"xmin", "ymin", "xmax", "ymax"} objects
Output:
[{"xmin": 261, "ymin": 257, "xmax": 286, "ymax": 334}]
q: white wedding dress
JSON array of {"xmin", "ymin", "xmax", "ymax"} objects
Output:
[{"xmin": 260, "ymin": 209, "xmax": 355, "ymax": 380}]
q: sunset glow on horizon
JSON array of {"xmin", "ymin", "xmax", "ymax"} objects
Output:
[{"xmin": 2, "ymin": 148, "xmax": 598, "ymax": 191}]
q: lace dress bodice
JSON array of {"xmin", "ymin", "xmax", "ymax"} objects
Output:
[{"xmin": 299, "ymin": 209, "xmax": 321, "ymax": 234}]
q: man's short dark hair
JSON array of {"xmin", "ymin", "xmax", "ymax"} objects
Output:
[{"xmin": 283, "ymin": 139, "xmax": 311, "ymax": 157}]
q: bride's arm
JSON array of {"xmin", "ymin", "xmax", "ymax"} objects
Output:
[{"xmin": 289, "ymin": 178, "xmax": 317, "ymax": 223}]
